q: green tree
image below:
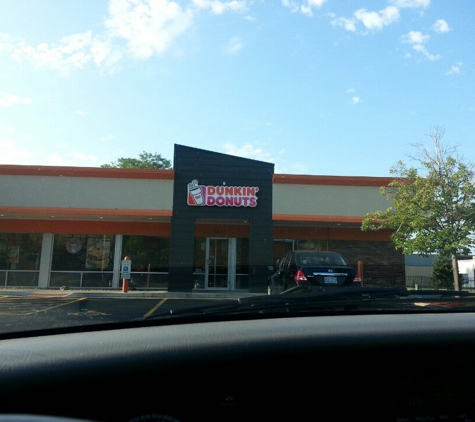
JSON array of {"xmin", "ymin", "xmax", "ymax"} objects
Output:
[
  {"xmin": 101, "ymin": 151, "xmax": 172, "ymax": 169},
  {"xmin": 361, "ymin": 127, "xmax": 475, "ymax": 291},
  {"xmin": 431, "ymin": 254, "xmax": 455, "ymax": 290}
]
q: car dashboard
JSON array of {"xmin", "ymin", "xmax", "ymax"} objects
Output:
[{"xmin": 1, "ymin": 312, "xmax": 475, "ymax": 422}]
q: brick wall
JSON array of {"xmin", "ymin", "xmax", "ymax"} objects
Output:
[{"xmin": 325, "ymin": 240, "xmax": 405, "ymax": 287}]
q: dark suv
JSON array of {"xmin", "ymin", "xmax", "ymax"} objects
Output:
[{"xmin": 267, "ymin": 250, "xmax": 360, "ymax": 295}]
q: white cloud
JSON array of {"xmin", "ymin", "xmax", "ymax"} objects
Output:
[
  {"xmin": 401, "ymin": 30, "xmax": 430, "ymax": 44},
  {"xmin": 101, "ymin": 135, "xmax": 117, "ymax": 142},
  {"xmin": 223, "ymin": 141, "xmax": 296, "ymax": 173},
  {"xmin": 0, "ymin": 0, "xmax": 250, "ymax": 73},
  {"xmin": 0, "ymin": 139, "xmax": 35, "ymax": 164},
  {"xmin": 70, "ymin": 152, "xmax": 104, "ymax": 165},
  {"xmin": 224, "ymin": 37, "xmax": 244, "ymax": 55},
  {"xmin": 446, "ymin": 62, "xmax": 462, "ymax": 75},
  {"xmin": 282, "ymin": 0, "xmax": 326, "ymax": 17},
  {"xmin": 89, "ymin": 38, "xmax": 123, "ymax": 68},
  {"xmin": 0, "ymin": 34, "xmax": 15, "ymax": 54},
  {"xmin": 308, "ymin": 0, "xmax": 326, "ymax": 5},
  {"xmin": 0, "ymin": 0, "xmax": 448, "ymax": 77},
  {"xmin": 346, "ymin": 89, "xmax": 361, "ymax": 104},
  {"xmin": 222, "ymin": 142, "xmax": 276, "ymax": 164},
  {"xmin": 331, "ymin": 17, "xmax": 357, "ymax": 32},
  {"xmin": 332, "ymin": 0, "xmax": 429, "ymax": 33},
  {"xmin": 432, "ymin": 19, "xmax": 451, "ymax": 33},
  {"xmin": 36, "ymin": 151, "xmax": 103, "ymax": 167},
  {"xmin": 3, "ymin": 31, "xmax": 121, "ymax": 74},
  {"xmin": 0, "ymin": 92, "xmax": 32, "ymax": 107},
  {"xmin": 281, "ymin": 0, "xmax": 297, "ymax": 12},
  {"xmin": 192, "ymin": 0, "xmax": 248, "ymax": 15},
  {"xmin": 0, "ymin": 124, "xmax": 107, "ymax": 166},
  {"xmin": 354, "ymin": 6, "xmax": 400, "ymax": 31},
  {"xmin": 43, "ymin": 152, "xmax": 103, "ymax": 167},
  {"xmin": 105, "ymin": 0, "xmax": 194, "ymax": 59},
  {"xmin": 412, "ymin": 44, "xmax": 440, "ymax": 61},
  {"xmin": 401, "ymin": 30, "xmax": 439, "ymax": 60},
  {"xmin": 390, "ymin": 0, "xmax": 430, "ymax": 8}
]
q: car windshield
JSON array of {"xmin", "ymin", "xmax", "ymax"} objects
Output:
[
  {"xmin": 0, "ymin": 0, "xmax": 474, "ymax": 335},
  {"xmin": 2, "ymin": 4, "xmax": 475, "ymax": 422}
]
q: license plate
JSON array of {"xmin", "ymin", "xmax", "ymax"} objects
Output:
[{"xmin": 323, "ymin": 276, "xmax": 338, "ymax": 284}]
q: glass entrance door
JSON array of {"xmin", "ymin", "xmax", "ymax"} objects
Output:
[{"xmin": 205, "ymin": 238, "xmax": 236, "ymax": 290}]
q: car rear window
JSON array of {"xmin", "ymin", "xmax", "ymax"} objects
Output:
[{"xmin": 296, "ymin": 253, "xmax": 348, "ymax": 266}]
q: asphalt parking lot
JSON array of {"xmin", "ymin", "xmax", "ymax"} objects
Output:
[{"xmin": 0, "ymin": 289, "xmax": 262, "ymax": 334}]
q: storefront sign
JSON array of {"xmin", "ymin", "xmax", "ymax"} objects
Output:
[{"xmin": 187, "ymin": 179, "xmax": 258, "ymax": 207}]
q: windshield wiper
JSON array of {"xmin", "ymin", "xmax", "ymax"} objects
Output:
[{"xmin": 143, "ymin": 286, "xmax": 413, "ymax": 321}]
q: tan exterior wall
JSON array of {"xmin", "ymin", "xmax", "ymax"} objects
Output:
[
  {"xmin": 0, "ymin": 166, "xmax": 395, "ymax": 229},
  {"xmin": 1, "ymin": 175, "xmax": 173, "ymax": 211},
  {"xmin": 273, "ymin": 184, "xmax": 390, "ymax": 217}
]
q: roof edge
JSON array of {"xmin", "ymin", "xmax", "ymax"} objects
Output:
[
  {"xmin": 0, "ymin": 165, "xmax": 174, "ymax": 180},
  {"xmin": 273, "ymin": 174, "xmax": 394, "ymax": 187}
]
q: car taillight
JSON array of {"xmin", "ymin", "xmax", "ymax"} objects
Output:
[
  {"xmin": 294, "ymin": 270, "xmax": 308, "ymax": 283},
  {"xmin": 352, "ymin": 272, "xmax": 362, "ymax": 285}
]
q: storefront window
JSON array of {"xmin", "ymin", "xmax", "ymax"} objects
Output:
[
  {"xmin": 122, "ymin": 236, "xmax": 170, "ymax": 289},
  {"xmin": 0, "ymin": 233, "xmax": 42, "ymax": 287},
  {"xmin": 122, "ymin": 236, "xmax": 169, "ymax": 272},
  {"xmin": 50, "ymin": 234, "xmax": 115, "ymax": 288},
  {"xmin": 52, "ymin": 234, "xmax": 115, "ymax": 271}
]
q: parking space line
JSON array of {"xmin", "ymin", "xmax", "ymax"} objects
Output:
[
  {"xmin": 68, "ymin": 309, "xmax": 110, "ymax": 317},
  {"xmin": 0, "ymin": 296, "xmax": 86, "ymax": 316},
  {"xmin": 33, "ymin": 297, "xmax": 86, "ymax": 314},
  {"xmin": 144, "ymin": 298, "xmax": 168, "ymax": 318},
  {"xmin": 29, "ymin": 292, "xmax": 72, "ymax": 298}
]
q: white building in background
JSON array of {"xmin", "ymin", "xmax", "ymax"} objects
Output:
[
  {"xmin": 458, "ymin": 257, "xmax": 475, "ymax": 288},
  {"xmin": 405, "ymin": 254, "xmax": 475, "ymax": 289}
]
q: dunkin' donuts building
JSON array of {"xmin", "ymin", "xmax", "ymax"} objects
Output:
[{"xmin": 0, "ymin": 145, "xmax": 403, "ymax": 292}]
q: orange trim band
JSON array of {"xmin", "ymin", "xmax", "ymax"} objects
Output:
[
  {"xmin": 273, "ymin": 214, "xmax": 363, "ymax": 223},
  {"xmin": 273, "ymin": 226, "xmax": 392, "ymax": 241},
  {"xmin": 0, "ymin": 206, "xmax": 172, "ymax": 217},
  {"xmin": 0, "ymin": 219, "xmax": 390, "ymax": 241},
  {"xmin": 0, "ymin": 219, "xmax": 171, "ymax": 236},
  {"xmin": 273, "ymin": 174, "xmax": 394, "ymax": 187},
  {"xmin": 0, "ymin": 165, "xmax": 174, "ymax": 180}
]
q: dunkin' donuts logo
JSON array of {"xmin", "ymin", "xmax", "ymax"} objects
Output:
[{"xmin": 187, "ymin": 179, "xmax": 258, "ymax": 207}]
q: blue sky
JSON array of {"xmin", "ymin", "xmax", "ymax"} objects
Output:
[{"xmin": 0, "ymin": 0, "xmax": 473, "ymax": 176}]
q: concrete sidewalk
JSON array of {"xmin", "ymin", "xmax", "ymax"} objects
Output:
[{"xmin": 0, "ymin": 287, "xmax": 264, "ymax": 299}]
